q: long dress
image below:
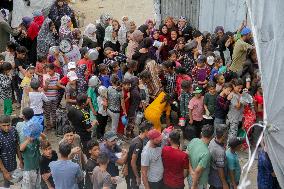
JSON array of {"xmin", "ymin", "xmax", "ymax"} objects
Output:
[{"xmin": 117, "ymin": 89, "xmax": 130, "ymax": 135}]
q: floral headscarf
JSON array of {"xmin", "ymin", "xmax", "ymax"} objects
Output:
[
  {"xmin": 75, "ymin": 64, "xmax": 88, "ymax": 94},
  {"xmin": 37, "ymin": 18, "xmax": 58, "ymax": 57},
  {"xmin": 84, "ymin": 23, "xmax": 97, "ymax": 42},
  {"xmin": 59, "ymin": 15, "xmax": 72, "ymax": 39},
  {"xmin": 99, "ymin": 13, "xmax": 112, "ymax": 28}
]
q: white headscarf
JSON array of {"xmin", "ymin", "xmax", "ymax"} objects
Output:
[{"xmin": 84, "ymin": 23, "xmax": 97, "ymax": 42}]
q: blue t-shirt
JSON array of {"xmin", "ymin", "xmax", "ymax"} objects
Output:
[
  {"xmin": 99, "ymin": 75, "xmax": 111, "ymax": 88},
  {"xmin": 226, "ymin": 149, "xmax": 241, "ymax": 183},
  {"xmin": 210, "ymin": 67, "xmax": 219, "ymax": 81},
  {"xmin": 49, "ymin": 160, "xmax": 83, "ymax": 189}
]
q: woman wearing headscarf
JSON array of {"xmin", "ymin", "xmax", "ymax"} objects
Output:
[
  {"xmin": 76, "ymin": 64, "xmax": 88, "ymax": 94},
  {"xmin": 0, "ymin": 9, "xmax": 20, "ymax": 52},
  {"xmin": 104, "ymin": 19, "xmax": 121, "ymax": 52},
  {"xmin": 27, "ymin": 10, "xmax": 45, "ymax": 64},
  {"xmin": 177, "ymin": 16, "xmax": 193, "ymax": 42},
  {"xmin": 37, "ymin": 18, "xmax": 59, "ymax": 57},
  {"xmin": 82, "ymin": 23, "xmax": 98, "ymax": 48},
  {"xmin": 59, "ymin": 15, "xmax": 73, "ymax": 40},
  {"xmin": 71, "ymin": 28, "xmax": 83, "ymax": 47},
  {"xmin": 118, "ymin": 16, "xmax": 129, "ymax": 47},
  {"xmin": 96, "ymin": 13, "xmax": 112, "ymax": 48},
  {"xmin": 126, "ymin": 29, "xmax": 144, "ymax": 62},
  {"xmin": 48, "ymin": 0, "xmax": 76, "ymax": 31}
]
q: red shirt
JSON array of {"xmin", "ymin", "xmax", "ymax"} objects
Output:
[
  {"xmin": 254, "ymin": 94, "xmax": 263, "ymax": 118},
  {"xmin": 162, "ymin": 146, "xmax": 189, "ymax": 188},
  {"xmin": 60, "ymin": 76, "xmax": 69, "ymax": 86},
  {"xmin": 78, "ymin": 58, "xmax": 93, "ymax": 74}
]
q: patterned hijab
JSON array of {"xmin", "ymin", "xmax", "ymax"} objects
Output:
[
  {"xmin": 84, "ymin": 23, "xmax": 97, "ymax": 42},
  {"xmin": 59, "ymin": 15, "xmax": 72, "ymax": 39}
]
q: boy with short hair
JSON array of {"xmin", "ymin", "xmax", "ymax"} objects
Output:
[
  {"xmin": 40, "ymin": 140, "xmax": 58, "ymax": 189},
  {"xmin": 49, "ymin": 141, "xmax": 84, "ymax": 189},
  {"xmin": 85, "ymin": 140, "xmax": 100, "ymax": 189},
  {"xmin": 0, "ymin": 115, "xmax": 23, "ymax": 188},
  {"xmin": 92, "ymin": 152, "xmax": 113, "ymax": 189}
]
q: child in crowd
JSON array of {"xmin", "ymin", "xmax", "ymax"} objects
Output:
[
  {"xmin": 0, "ymin": 62, "xmax": 13, "ymax": 115},
  {"xmin": 192, "ymin": 55, "xmax": 211, "ymax": 88},
  {"xmin": 107, "ymin": 74, "xmax": 126, "ymax": 133},
  {"xmin": 227, "ymin": 79, "xmax": 244, "ymax": 141},
  {"xmin": 215, "ymin": 74, "xmax": 226, "ymax": 93},
  {"xmin": 214, "ymin": 83, "xmax": 233, "ymax": 127},
  {"xmin": 43, "ymin": 63, "xmax": 60, "ymax": 129},
  {"xmin": 57, "ymin": 61, "xmax": 77, "ymax": 88},
  {"xmin": 96, "ymin": 86, "xmax": 108, "ymax": 139},
  {"xmin": 226, "ymin": 137, "xmax": 243, "ymax": 189},
  {"xmin": 176, "ymin": 66, "xmax": 191, "ymax": 97},
  {"xmin": 162, "ymin": 60, "xmax": 177, "ymax": 94},
  {"xmin": 91, "ymin": 152, "xmax": 113, "ymax": 189},
  {"xmin": 109, "ymin": 61, "xmax": 123, "ymax": 81},
  {"xmin": 87, "ymin": 75, "xmax": 100, "ymax": 122},
  {"xmin": 35, "ymin": 55, "xmax": 47, "ymax": 87},
  {"xmin": 180, "ymin": 80, "xmax": 193, "ymax": 119},
  {"xmin": 65, "ymin": 71, "xmax": 78, "ymax": 108},
  {"xmin": 124, "ymin": 60, "xmax": 137, "ymax": 80},
  {"xmin": 188, "ymin": 86, "xmax": 205, "ymax": 138},
  {"xmin": 29, "ymin": 78, "xmax": 48, "ymax": 127},
  {"xmin": 20, "ymin": 66, "xmax": 35, "ymax": 117},
  {"xmin": 253, "ymin": 86, "xmax": 264, "ymax": 143},
  {"xmin": 204, "ymin": 81, "xmax": 217, "ymax": 122},
  {"xmin": 98, "ymin": 63, "xmax": 111, "ymax": 88},
  {"xmin": 40, "ymin": 140, "xmax": 58, "ymax": 189},
  {"xmin": 210, "ymin": 55, "xmax": 223, "ymax": 81},
  {"xmin": 85, "ymin": 141, "xmax": 100, "ymax": 189},
  {"xmin": 78, "ymin": 47, "xmax": 94, "ymax": 77},
  {"xmin": 168, "ymin": 49, "xmax": 181, "ymax": 67},
  {"xmin": 117, "ymin": 79, "xmax": 131, "ymax": 136},
  {"xmin": 103, "ymin": 47, "xmax": 127, "ymax": 66}
]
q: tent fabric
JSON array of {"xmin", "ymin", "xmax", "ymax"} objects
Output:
[
  {"xmin": 246, "ymin": 0, "xmax": 284, "ymax": 188},
  {"xmin": 11, "ymin": 0, "xmax": 55, "ymax": 28},
  {"xmin": 199, "ymin": 0, "xmax": 247, "ymax": 33}
]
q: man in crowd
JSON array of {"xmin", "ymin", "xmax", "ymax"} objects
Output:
[
  {"xmin": 100, "ymin": 131, "xmax": 128, "ymax": 189},
  {"xmin": 126, "ymin": 121, "xmax": 152, "ymax": 189},
  {"xmin": 208, "ymin": 125, "xmax": 229, "ymax": 189},
  {"xmin": 0, "ymin": 115, "xmax": 23, "ymax": 188},
  {"xmin": 187, "ymin": 124, "xmax": 214, "ymax": 189},
  {"xmin": 141, "ymin": 129, "xmax": 164, "ymax": 189},
  {"xmin": 162, "ymin": 130, "xmax": 189, "ymax": 189}
]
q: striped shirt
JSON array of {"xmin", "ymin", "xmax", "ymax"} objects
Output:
[{"xmin": 44, "ymin": 73, "xmax": 60, "ymax": 100}]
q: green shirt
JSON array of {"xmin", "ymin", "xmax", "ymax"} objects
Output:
[
  {"xmin": 87, "ymin": 87, "xmax": 98, "ymax": 111},
  {"xmin": 16, "ymin": 121, "xmax": 40, "ymax": 171},
  {"xmin": 187, "ymin": 138, "xmax": 211, "ymax": 185},
  {"xmin": 226, "ymin": 148, "xmax": 241, "ymax": 183},
  {"xmin": 204, "ymin": 92, "xmax": 217, "ymax": 116},
  {"xmin": 230, "ymin": 39, "xmax": 252, "ymax": 73}
]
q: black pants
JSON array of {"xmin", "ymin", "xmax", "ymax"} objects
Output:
[
  {"xmin": 126, "ymin": 176, "xmax": 139, "ymax": 189},
  {"xmin": 209, "ymin": 186, "xmax": 222, "ymax": 189},
  {"xmin": 149, "ymin": 180, "xmax": 163, "ymax": 189},
  {"xmin": 193, "ymin": 120, "xmax": 204, "ymax": 138},
  {"xmin": 96, "ymin": 113, "xmax": 108, "ymax": 139},
  {"xmin": 11, "ymin": 76, "xmax": 22, "ymax": 103},
  {"xmin": 163, "ymin": 183, "xmax": 184, "ymax": 189}
]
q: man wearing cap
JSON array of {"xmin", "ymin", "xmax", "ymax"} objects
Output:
[
  {"xmin": 226, "ymin": 137, "xmax": 243, "ymax": 189},
  {"xmin": 208, "ymin": 125, "xmax": 229, "ymax": 189},
  {"xmin": 125, "ymin": 121, "xmax": 152, "ymax": 189},
  {"xmin": 141, "ymin": 129, "xmax": 164, "ymax": 189},
  {"xmin": 99, "ymin": 131, "xmax": 128, "ymax": 189},
  {"xmin": 229, "ymin": 27, "xmax": 254, "ymax": 75},
  {"xmin": 187, "ymin": 124, "xmax": 214, "ymax": 189}
]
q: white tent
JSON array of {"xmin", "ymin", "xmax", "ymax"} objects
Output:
[
  {"xmin": 11, "ymin": 0, "xmax": 55, "ymax": 28},
  {"xmin": 246, "ymin": 0, "xmax": 284, "ymax": 188}
]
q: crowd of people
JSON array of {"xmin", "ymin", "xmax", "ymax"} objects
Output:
[{"xmin": 0, "ymin": 0, "xmax": 281, "ymax": 189}]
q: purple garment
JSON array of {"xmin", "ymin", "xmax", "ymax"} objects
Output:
[{"xmin": 197, "ymin": 68, "xmax": 207, "ymax": 82}]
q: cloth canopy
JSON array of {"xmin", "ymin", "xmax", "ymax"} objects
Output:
[{"xmin": 246, "ymin": 0, "xmax": 284, "ymax": 188}]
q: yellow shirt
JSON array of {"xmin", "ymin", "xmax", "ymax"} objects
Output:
[
  {"xmin": 145, "ymin": 91, "xmax": 171, "ymax": 117},
  {"xmin": 20, "ymin": 76, "xmax": 31, "ymax": 88}
]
